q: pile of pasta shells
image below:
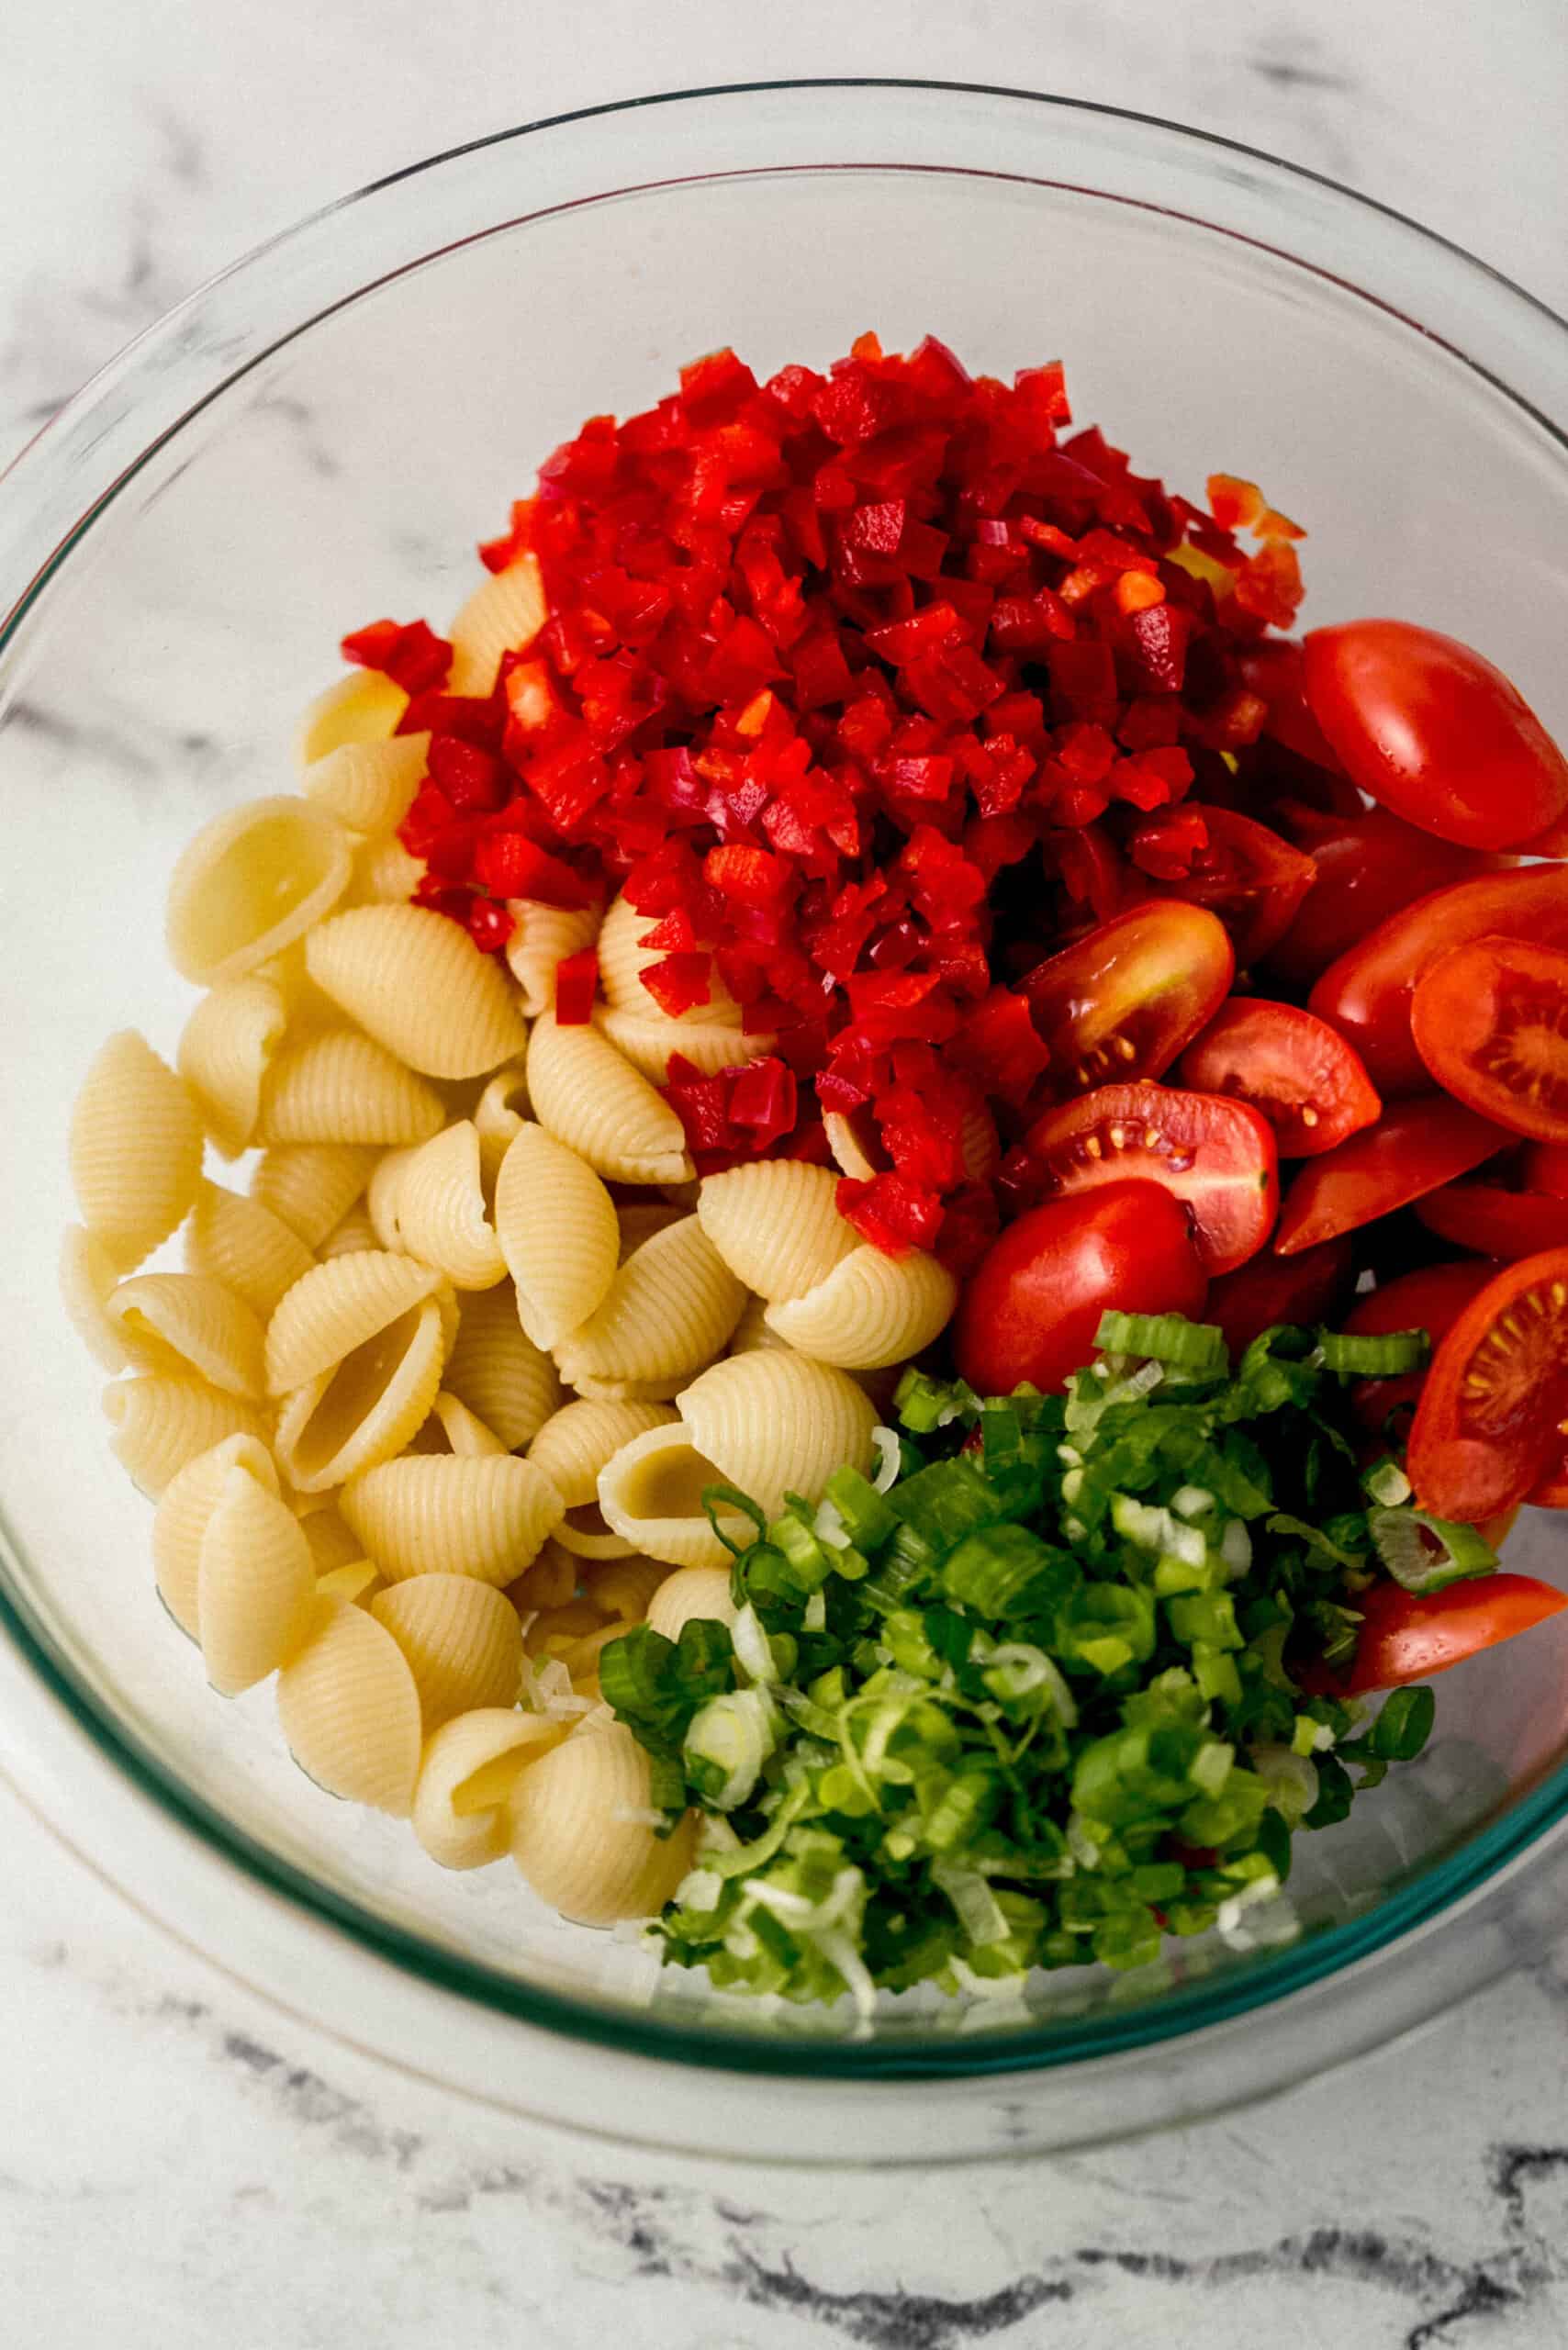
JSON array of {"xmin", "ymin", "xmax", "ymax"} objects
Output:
[{"xmin": 61, "ymin": 655, "xmax": 958, "ymax": 1930}]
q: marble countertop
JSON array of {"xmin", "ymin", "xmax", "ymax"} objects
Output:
[{"xmin": 4, "ymin": 4, "xmax": 1568, "ymax": 2342}]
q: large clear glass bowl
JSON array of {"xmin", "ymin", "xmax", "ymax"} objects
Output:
[{"xmin": 3, "ymin": 81, "xmax": 1567, "ymax": 2164}]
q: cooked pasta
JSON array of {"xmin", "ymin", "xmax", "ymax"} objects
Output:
[
  {"xmin": 370, "ymin": 1574, "xmax": 523, "ymax": 1726},
  {"xmin": 275, "ymin": 1596, "xmax": 422, "ymax": 1816},
  {"xmin": 256, "ymin": 939, "xmax": 343, "ymax": 1035},
  {"xmin": 317, "ymin": 1200, "xmax": 381, "ymax": 1259},
  {"xmin": 510, "ymin": 1536, "xmax": 580, "ymax": 1612},
  {"xmin": 826, "ymin": 1102, "xmax": 999, "ymax": 1185},
  {"xmin": 273, "ymin": 1294, "xmax": 450, "ymax": 1494},
  {"xmin": 295, "ymin": 668, "xmax": 409, "ymax": 767},
  {"xmin": 166, "ymin": 797, "xmax": 352, "ymax": 986},
  {"xmin": 644, "ymin": 1563, "xmax": 739, "ymax": 1642},
  {"xmin": 766, "ymin": 1244, "xmax": 958, "ymax": 1369},
  {"xmin": 472, "ymin": 1059, "xmax": 532, "ymax": 1188},
  {"xmin": 696, "ymin": 1161, "xmax": 858, "ymax": 1303},
  {"xmin": 726, "ymin": 1291, "xmax": 790, "ymax": 1358},
  {"xmin": 677, "ymin": 1348, "xmax": 877, "ymax": 1518},
  {"xmin": 256, "ymin": 1029, "xmax": 445, "ymax": 1147},
  {"xmin": 447, "ymin": 553, "xmax": 546, "ymax": 695},
  {"xmin": 596, "ymin": 890, "xmax": 740, "ymax": 1024},
  {"xmin": 316, "ymin": 1560, "xmax": 386, "ymax": 1606},
  {"xmin": 264, "ymin": 1251, "xmax": 448, "ymax": 1395},
  {"xmin": 554, "ymin": 1217, "xmax": 745, "ymax": 1395},
  {"xmin": 59, "ymin": 1225, "xmax": 135, "ymax": 1372},
  {"xmin": 504, "ymin": 899, "xmax": 602, "ymax": 1018},
  {"xmin": 411, "ymin": 1707, "xmax": 566, "ymax": 1871},
  {"xmin": 151, "ymin": 1432, "xmax": 279, "ymax": 1638},
  {"xmin": 524, "ymin": 1012, "xmax": 694, "ymax": 1187},
  {"xmin": 300, "ymin": 731, "xmax": 430, "ymax": 834},
  {"xmin": 442, "ymin": 1282, "xmax": 563, "ymax": 1449},
  {"xmin": 339, "ymin": 1453, "xmax": 565, "ymax": 1585},
  {"xmin": 345, "ymin": 834, "xmax": 425, "ymax": 907},
  {"xmin": 509, "ymin": 1719, "xmax": 695, "ymax": 1925},
  {"xmin": 69, "ymin": 1030, "xmax": 205, "ymax": 1271},
  {"xmin": 197, "ymin": 1464, "xmax": 317, "ymax": 1695},
  {"xmin": 250, "ymin": 1143, "xmax": 378, "ymax": 1248},
  {"xmin": 596, "ymin": 1421, "xmax": 749, "ymax": 1570},
  {"xmin": 103, "ymin": 1374, "xmax": 272, "ymax": 1498},
  {"xmin": 184, "ymin": 1182, "xmax": 316, "ymax": 1320},
  {"xmin": 580, "ymin": 1552, "xmax": 670, "ymax": 1620},
  {"xmin": 305, "ymin": 905, "xmax": 528, "ymax": 1080},
  {"xmin": 176, "ymin": 976, "xmax": 288, "ymax": 1158},
  {"xmin": 615, "ymin": 1202, "xmax": 686, "ymax": 1261},
  {"xmin": 412, "ymin": 1391, "xmax": 504, "ymax": 1457},
  {"xmin": 106, "ymin": 1271, "xmax": 268, "ymax": 1399},
  {"xmin": 297, "ymin": 1503, "xmax": 363, "ymax": 1578},
  {"xmin": 528, "ymin": 1398, "xmax": 678, "ymax": 1558},
  {"xmin": 596, "ymin": 1009, "xmax": 767, "ymax": 1084},
  {"xmin": 368, "ymin": 1120, "xmax": 506, "ymax": 1289},
  {"xmin": 492, "ymin": 1124, "xmax": 619, "ymax": 1350}
]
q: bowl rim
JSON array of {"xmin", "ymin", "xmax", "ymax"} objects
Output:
[{"xmin": 5, "ymin": 74, "xmax": 1568, "ymax": 2087}]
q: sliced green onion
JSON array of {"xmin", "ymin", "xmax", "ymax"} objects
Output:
[
  {"xmin": 932, "ymin": 1859, "xmax": 1012, "ymax": 1946},
  {"xmin": 732, "ymin": 1603, "xmax": 779, "ymax": 1685},
  {"xmin": 1170, "ymin": 1483, "xmax": 1216, "ymax": 1522},
  {"xmin": 1220, "ymin": 1518, "xmax": 1253, "ymax": 1577},
  {"xmin": 1111, "ymin": 1493, "xmax": 1207, "ymax": 1568},
  {"xmin": 1317, "ymin": 1326, "xmax": 1429, "ymax": 1377},
  {"xmin": 1369, "ymin": 1506, "xmax": 1497, "ymax": 1595},
  {"xmin": 1370, "ymin": 1684, "xmax": 1436, "ymax": 1760},
  {"xmin": 700, "ymin": 1480, "xmax": 768, "ymax": 1559},
  {"xmin": 894, "ymin": 1368, "xmax": 972, "ymax": 1433},
  {"xmin": 1362, "ymin": 1457, "xmax": 1413, "ymax": 1508},
  {"xmin": 1095, "ymin": 1309, "xmax": 1229, "ymax": 1372},
  {"xmin": 1250, "ymin": 1743, "xmax": 1320, "ymax": 1826},
  {"xmin": 683, "ymin": 1687, "xmax": 779, "ymax": 1809},
  {"xmin": 823, "ymin": 1462, "xmax": 898, "ymax": 1549},
  {"xmin": 942, "ymin": 1523, "xmax": 1080, "ymax": 1621},
  {"xmin": 869, "ymin": 1427, "xmax": 902, "ymax": 1494}
]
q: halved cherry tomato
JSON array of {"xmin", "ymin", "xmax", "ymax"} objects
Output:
[
  {"xmin": 1177, "ymin": 998, "xmax": 1381, "ymax": 1158},
  {"xmin": 1412, "ymin": 936, "xmax": 1568, "ymax": 1143},
  {"xmin": 1009, "ymin": 1081, "xmax": 1277, "ymax": 1275},
  {"xmin": 1274, "ymin": 1098, "xmax": 1508, "ymax": 1257},
  {"xmin": 1340, "ymin": 1574, "xmax": 1567, "ymax": 1692},
  {"xmin": 952, "ymin": 1182, "xmax": 1207, "ymax": 1398},
  {"xmin": 1344, "ymin": 1258, "xmax": 1499, "ymax": 1434},
  {"xmin": 1265, "ymin": 801, "xmax": 1501, "ymax": 990},
  {"xmin": 1017, "ymin": 901, "xmax": 1234, "ymax": 1102},
  {"xmin": 1408, "ymin": 1247, "xmax": 1568, "ymax": 1518},
  {"xmin": 1302, "ymin": 621, "xmax": 1568, "ymax": 849},
  {"xmin": 1310, "ymin": 866, "xmax": 1568, "ymax": 1097},
  {"xmin": 1416, "ymin": 1178, "xmax": 1568, "ymax": 1259},
  {"xmin": 1159, "ymin": 806, "xmax": 1317, "ymax": 968},
  {"xmin": 1205, "ymin": 1236, "xmax": 1353, "ymax": 1360},
  {"xmin": 1522, "ymin": 1141, "xmax": 1568, "ymax": 1197}
]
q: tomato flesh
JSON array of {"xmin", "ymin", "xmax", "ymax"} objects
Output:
[
  {"xmin": 1408, "ymin": 1247, "xmax": 1568, "ymax": 1519},
  {"xmin": 1344, "ymin": 1258, "xmax": 1499, "ymax": 1434},
  {"xmin": 1274, "ymin": 1098, "xmax": 1508, "ymax": 1257},
  {"xmin": 1177, "ymin": 997, "xmax": 1381, "ymax": 1158},
  {"xmin": 1159, "ymin": 806, "xmax": 1317, "ymax": 968},
  {"xmin": 1265, "ymin": 801, "xmax": 1501, "ymax": 990},
  {"xmin": 1415, "ymin": 1179, "xmax": 1568, "ymax": 1259},
  {"xmin": 1302, "ymin": 620, "xmax": 1568, "ymax": 850},
  {"xmin": 1412, "ymin": 935, "xmax": 1568, "ymax": 1144},
  {"xmin": 1017, "ymin": 901, "xmax": 1234, "ymax": 1103},
  {"xmin": 1206, "ymin": 1236, "xmax": 1353, "ymax": 1360},
  {"xmin": 1309, "ymin": 865, "xmax": 1568, "ymax": 1097},
  {"xmin": 1009, "ymin": 1081, "xmax": 1278, "ymax": 1276},
  {"xmin": 952, "ymin": 1181, "xmax": 1207, "ymax": 1397},
  {"xmin": 1340, "ymin": 1573, "xmax": 1568, "ymax": 1693}
]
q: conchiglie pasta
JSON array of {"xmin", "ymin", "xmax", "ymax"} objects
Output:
[
  {"xmin": 525, "ymin": 1013, "xmax": 693, "ymax": 1187},
  {"xmin": 697, "ymin": 1162, "xmax": 858, "ymax": 1304},
  {"xmin": 493, "ymin": 1124, "xmax": 618, "ymax": 1351},
  {"xmin": 340, "ymin": 1454, "xmax": 565, "ymax": 1586},
  {"xmin": 176, "ymin": 976, "xmax": 287, "ymax": 1159},
  {"xmin": 256, "ymin": 1030, "xmax": 445, "ymax": 1147},
  {"xmin": 69, "ymin": 1031, "xmax": 205, "ymax": 1272},
  {"xmin": 274, "ymin": 1293, "xmax": 450, "ymax": 1494},
  {"xmin": 295, "ymin": 668, "xmax": 409, "ymax": 767},
  {"xmin": 297, "ymin": 1504, "xmax": 363, "ymax": 1578},
  {"xmin": 165, "ymin": 796, "xmax": 352, "ymax": 986},
  {"xmin": 422, "ymin": 1391, "xmax": 510, "ymax": 1457},
  {"xmin": 345, "ymin": 834, "xmax": 424, "ymax": 907},
  {"xmin": 412, "ymin": 1708, "xmax": 566, "ymax": 1871},
  {"xmin": 60, "ymin": 1226, "xmax": 134, "ymax": 1372},
  {"xmin": 677, "ymin": 1348, "xmax": 877, "ymax": 1518},
  {"xmin": 447, "ymin": 553, "xmax": 546, "ymax": 696},
  {"xmin": 766, "ymin": 1244, "xmax": 958, "ymax": 1370},
  {"xmin": 197, "ymin": 1466, "xmax": 316, "ymax": 1695},
  {"xmin": 528, "ymin": 1398, "xmax": 678, "ymax": 1558},
  {"xmin": 616, "ymin": 1202, "xmax": 686, "ymax": 1261},
  {"xmin": 300, "ymin": 732, "xmax": 429, "ymax": 834},
  {"xmin": 727, "ymin": 1291, "xmax": 790, "ymax": 1358},
  {"xmin": 316, "ymin": 1200, "xmax": 380, "ymax": 1259},
  {"xmin": 580, "ymin": 1553, "xmax": 670, "ymax": 1621},
  {"xmin": 265, "ymin": 1251, "xmax": 448, "ymax": 1394},
  {"xmin": 509, "ymin": 1720, "xmax": 695, "ymax": 1924},
  {"xmin": 103, "ymin": 1375, "xmax": 272, "ymax": 1499},
  {"xmin": 596, "ymin": 890, "xmax": 740, "ymax": 1024},
  {"xmin": 251, "ymin": 1143, "xmax": 377, "ymax": 1248},
  {"xmin": 596, "ymin": 1422, "xmax": 748, "ymax": 1571},
  {"xmin": 305, "ymin": 906, "xmax": 527, "ymax": 1081},
  {"xmin": 472, "ymin": 1059, "xmax": 531, "ymax": 1188},
  {"xmin": 275, "ymin": 1597, "xmax": 422, "ymax": 1816},
  {"xmin": 554, "ymin": 1218, "xmax": 745, "ymax": 1395},
  {"xmin": 185, "ymin": 1182, "xmax": 316, "ymax": 1320},
  {"xmin": 644, "ymin": 1564, "xmax": 739, "ymax": 1642},
  {"xmin": 151, "ymin": 1432, "xmax": 279, "ymax": 1637},
  {"xmin": 596, "ymin": 1010, "xmax": 767, "ymax": 1085},
  {"xmin": 370, "ymin": 1574, "xmax": 523, "ymax": 1726},
  {"xmin": 505, "ymin": 899, "xmax": 601, "ymax": 1018},
  {"xmin": 106, "ymin": 1271, "xmax": 268, "ymax": 1399},
  {"xmin": 442, "ymin": 1283, "xmax": 563, "ymax": 1449},
  {"xmin": 510, "ymin": 1536, "xmax": 580, "ymax": 1613},
  {"xmin": 368, "ymin": 1121, "xmax": 506, "ymax": 1289}
]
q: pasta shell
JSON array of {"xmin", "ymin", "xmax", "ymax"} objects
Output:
[
  {"xmin": 340, "ymin": 1454, "xmax": 565, "ymax": 1586},
  {"xmin": 166, "ymin": 796, "xmax": 352, "ymax": 986},
  {"xmin": 727, "ymin": 1291, "xmax": 790, "ymax": 1358},
  {"xmin": 265, "ymin": 1251, "xmax": 447, "ymax": 1395},
  {"xmin": 103, "ymin": 1375, "xmax": 272, "ymax": 1499},
  {"xmin": 151, "ymin": 1432, "xmax": 278, "ymax": 1637},
  {"xmin": 447, "ymin": 554, "xmax": 546, "ymax": 696},
  {"xmin": 412, "ymin": 1707, "xmax": 566, "ymax": 1871},
  {"xmin": 473, "ymin": 1058, "xmax": 532, "ymax": 1189},
  {"xmin": 493, "ymin": 1124, "xmax": 618, "ymax": 1351},
  {"xmin": 442, "ymin": 1283, "xmax": 564, "ymax": 1448},
  {"xmin": 510, "ymin": 1720, "xmax": 695, "ymax": 1925},
  {"xmin": 505, "ymin": 899, "xmax": 602, "ymax": 1018},
  {"xmin": 697, "ymin": 1162, "xmax": 858, "ymax": 1304},
  {"xmin": 295, "ymin": 668, "xmax": 409, "ymax": 767},
  {"xmin": 251, "ymin": 1143, "xmax": 378, "ymax": 1248},
  {"xmin": 345, "ymin": 834, "xmax": 425, "ymax": 907},
  {"xmin": 305, "ymin": 906, "xmax": 527, "ymax": 1080},
  {"xmin": 616, "ymin": 1202, "xmax": 686, "ymax": 1262},
  {"xmin": 256, "ymin": 1030, "xmax": 445, "ymax": 1147},
  {"xmin": 420, "ymin": 1392, "xmax": 509, "ymax": 1457},
  {"xmin": 69, "ymin": 1031, "xmax": 205, "ymax": 1271},
  {"xmin": 596, "ymin": 890, "xmax": 740, "ymax": 1024},
  {"xmin": 60, "ymin": 1225, "xmax": 134, "ymax": 1371},
  {"xmin": 298, "ymin": 1505, "xmax": 362, "ymax": 1576},
  {"xmin": 198, "ymin": 1465, "xmax": 316, "ymax": 1695},
  {"xmin": 596, "ymin": 1421, "xmax": 749, "ymax": 1571},
  {"xmin": 317, "ymin": 1201, "xmax": 380, "ymax": 1259},
  {"xmin": 529, "ymin": 1398, "xmax": 678, "ymax": 1559},
  {"xmin": 827, "ymin": 1102, "xmax": 1001, "ymax": 1186},
  {"xmin": 678, "ymin": 1348, "xmax": 876, "ymax": 1518},
  {"xmin": 580, "ymin": 1553, "xmax": 670, "ymax": 1620},
  {"xmin": 106, "ymin": 1271, "xmax": 268, "ymax": 1399},
  {"xmin": 371, "ymin": 1574, "xmax": 523, "ymax": 1726},
  {"xmin": 184, "ymin": 1182, "xmax": 316, "ymax": 1320},
  {"xmin": 596, "ymin": 1010, "xmax": 768, "ymax": 1085},
  {"xmin": 316, "ymin": 1561, "xmax": 385, "ymax": 1606},
  {"xmin": 554, "ymin": 1217, "xmax": 745, "ymax": 1393},
  {"xmin": 525, "ymin": 1012, "xmax": 693, "ymax": 1187},
  {"xmin": 301, "ymin": 732, "xmax": 429, "ymax": 834},
  {"xmin": 510, "ymin": 1537, "xmax": 580, "ymax": 1613},
  {"xmin": 765, "ymin": 1245, "xmax": 958, "ymax": 1370},
  {"xmin": 369, "ymin": 1121, "xmax": 506, "ymax": 1289},
  {"xmin": 274, "ymin": 1294, "xmax": 450, "ymax": 1494},
  {"xmin": 176, "ymin": 977, "xmax": 287, "ymax": 1159},
  {"xmin": 644, "ymin": 1564, "xmax": 739, "ymax": 1642},
  {"xmin": 275, "ymin": 1596, "xmax": 421, "ymax": 1815},
  {"xmin": 257, "ymin": 939, "xmax": 345, "ymax": 1035}
]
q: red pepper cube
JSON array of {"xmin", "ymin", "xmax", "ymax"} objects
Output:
[
  {"xmin": 641, "ymin": 952, "xmax": 714, "ymax": 1019},
  {"xmin": 428, "ymin": 733, "xmax": 507, "ymax": 811},
  {"xmin": 340, "ymin": 617, "xmax": 454, "ymax": 696},
  {"xmin": 466, "ymin": 897, "xmax": 516, "ymax": 955},
  {"xmin": 553, "ymin": 947, "xmax": 599, "ymax": 1024}
]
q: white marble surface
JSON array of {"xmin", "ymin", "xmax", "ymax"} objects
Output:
[{"xmin": 4, "ymin": 3, "xmax": 1568, "ymax": 2341}]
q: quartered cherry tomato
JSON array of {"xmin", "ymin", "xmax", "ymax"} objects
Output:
[
  {"xmin": 1017, "ymin": 901, "xmax": 1234, "ymax": 1102},
  {"xmin": 1302, "ymin": 621, "xmax": 1568, "ymax": 849},
  {"xmin": 1408, "ymin": 1247, "xmax": 1568, "ymax": 1519},
  {"xmin": 1159, "ymin": 806, "xmax": 1317, "ymax": 968},
  {"xmin": 1309, "ymin": 865, "xmax": 1568, "ymax": 1097},
  {"xmin": 1522, "ymin": 1142, "xmax": 1568, "ymax": 1197},
  {"xmin": 1411, "ymin": 935, "xmax": 1568, "ymax": 1143},
  {"xmin": 952, "ymin": 1182, "xmax": 1207, "ymax": 1398},
  {"xmin": 1338, "ymin": 1574, "xmax": 1568, "ymax": 1693},
  {"xmin": 1177, "ymin": 998, "xmax": 1381, "ymax": 1158},
  {"xmin": 1265, "ymin": 801, "xmax": 1500, "ymax": 990},
  {"xmin": 1274, "ymin": 1098, "xmax": 1508, "ymax": 1257},
  {"xmin": 1008, "ymin": 1081, "xmax": 1277, "ymax": 1275},
  {"xmin": 1205, "ymin": 1236, "xmax": 1354, "ymax": 1360},
  {"xmin": 1344, "ymin": 1258, "xmax": 1499, "ymax": 1434},
  {"xmin": 1415, "ymin": 1181, "xmax": 1568, "ymax": 1258}
]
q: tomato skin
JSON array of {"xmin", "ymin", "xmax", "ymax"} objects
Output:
[
  {"xmin": 952, "ymin": 1182, "xmax": 1207, "ymax": 1397},
  {"xmin": 1274, "ymin": 1098, "xmax": 1509, "ymax": 1257},
  {"xmin": 1160, "ymin": 806, "xmax": 1317, "ymax": 968},
  {"xmin": 1012, "ymin": 1081, "xmax": 1278, "ymax": 1276},
  {"xmin": 1416, "ymin": 1179, "xmax": 1568, "ymax": 1259},
  {"xmin": 1302, "ymin": 621, "xmax": 1568, "ymax": 850},
  {"xmin": 1309, "ymin": 865, "xmax": 1568, "ymax": 1097},
  {"xmin": 1206, "ymin": 1237, "xmax": 1353, "ymax": 1360},
  {"xmin": 1265, "ymin": 802, "xmax": 1500, "ymax": 990},
  {"xmin": 1341, "ymin": 1574, "xmax": 1567, "ymax": 1693},
  {"xmin": 1412, "ymin": 936, "xmax": 1568, "ymax": 1144},
  {"xmin": 1344, "ymin": 1258, "xmax": 1500, "ymax": 1433},
  {"xmin": 1017, "ymin": 901, "xmax": 1234, "ymax": 1102},
  {"xmin": 1408, "ymin": 1247, "xmax": 1568, "ymax": 1519},
  {"xmin": 1522, "ymin": 1142, "xmax": 1568, "ymax": 1198},
  {"xmin": 1177, "ymin": 998, "xmax": 1381, "ymax": 1158},
  {"xmin": 1234, "ymin": 638, "xmax": 1341, "ymax": 770}
]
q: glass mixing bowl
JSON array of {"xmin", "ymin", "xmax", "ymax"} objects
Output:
[{"xmin": 3, "ymin": 81, "xmax": 1567, "ymax": 2165}]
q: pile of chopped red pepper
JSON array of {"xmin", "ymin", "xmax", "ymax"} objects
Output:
[{"xmin": 342, "ymin": 334, "xmax": 1307, "ymax": 1270}]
